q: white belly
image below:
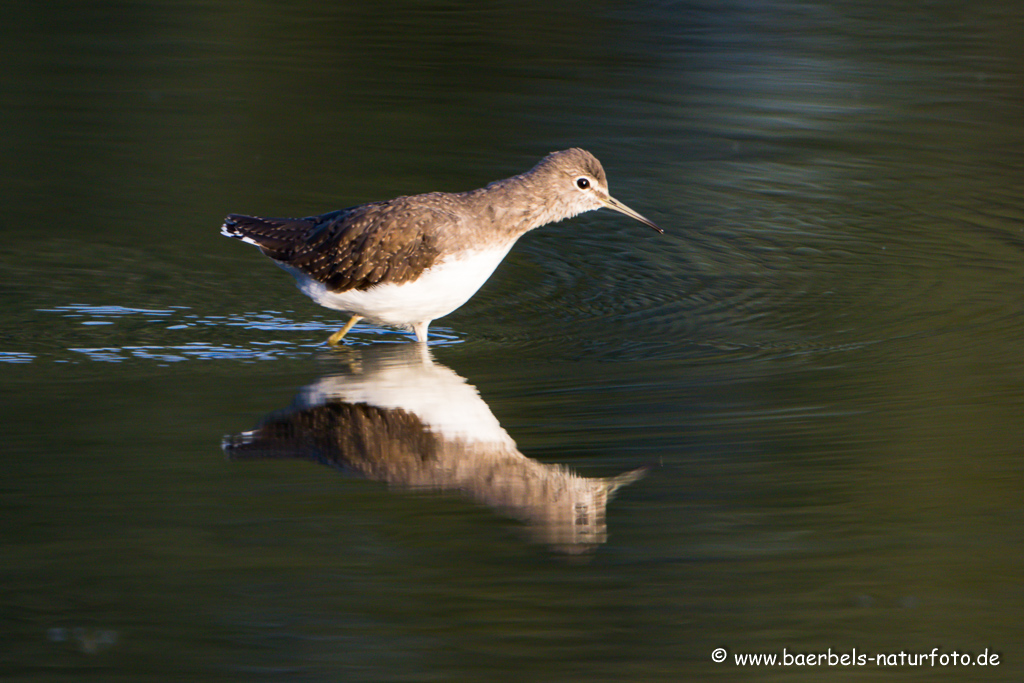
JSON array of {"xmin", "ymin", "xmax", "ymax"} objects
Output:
[{"xmin": 281, "ymin": 246, "xmax": 515, "ymax": 328}]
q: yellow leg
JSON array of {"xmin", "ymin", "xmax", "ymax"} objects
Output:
[{"xmin": 327, "ymin": 315, "xmax": 362, "ymax": 345}]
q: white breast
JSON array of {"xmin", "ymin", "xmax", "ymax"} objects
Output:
[{"xmin": 280, "ymin": 245, "xmax": 515, "ymax": 329}]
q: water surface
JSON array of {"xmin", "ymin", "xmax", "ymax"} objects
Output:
[{"xmin": 2, "ymin": 1, "xmax": 1022, "ymax": 681}]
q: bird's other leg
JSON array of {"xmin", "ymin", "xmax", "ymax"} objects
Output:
[
  {"xmin": 327, "ymin": 315, "xmax": 362, "ymax": 345},
  {"xmin": 412, "ymin": 321, "xmax": 430, "ymax": 343}
]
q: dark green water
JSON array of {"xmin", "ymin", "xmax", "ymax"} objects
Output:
[{"xmin": 2, "ymin": 2, "xmax": 1022, "ymax": 681}]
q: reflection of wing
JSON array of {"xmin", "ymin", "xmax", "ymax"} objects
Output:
[
  {"xmin": 225, "ymin": 402, "xmax": 444, "ymax": 480},
  {"xmin": 223, "ymin": 344, "xmax": 646, "ymax": 552}
]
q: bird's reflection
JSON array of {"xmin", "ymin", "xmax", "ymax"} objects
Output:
[{"xmin": 223, "ymin": 344, "xmax": 645, "ymax": 553}]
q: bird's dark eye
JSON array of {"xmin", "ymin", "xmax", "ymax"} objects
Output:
[{"xmin": 576, "ymin": 177, "xmax": 590, "ymax": 190}]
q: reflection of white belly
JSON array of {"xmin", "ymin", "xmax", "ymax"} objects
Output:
[
  {"xmin": 303, "ymin": 363, "xmax": 517, "ymax": 448},
  {"xmin": 280, "ymin": 245, "xmax": 515, "ymax": 327}
]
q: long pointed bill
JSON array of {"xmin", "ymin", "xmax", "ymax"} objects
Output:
[{"xmin": 600, "ymin": 194, "xmax": 664, "ymax": 233}]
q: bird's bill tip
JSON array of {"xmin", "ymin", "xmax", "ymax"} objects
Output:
[{"xmin": 602, "ymin": 195, "xmax": 664, "ymax": 234}]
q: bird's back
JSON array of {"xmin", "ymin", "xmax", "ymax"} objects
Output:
[{"xmin": 222, "ymin": 195, "xmax": 466, "ymax": 292}]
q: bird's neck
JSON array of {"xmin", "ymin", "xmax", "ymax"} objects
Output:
[{"xmin": 458, "ymin": 172, "xmax": 577, "ymax": 241}]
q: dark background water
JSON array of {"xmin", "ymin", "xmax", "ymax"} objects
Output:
[{"xmin": 2, "ymin": 1, "xmax": 1022, "ymax": 680}]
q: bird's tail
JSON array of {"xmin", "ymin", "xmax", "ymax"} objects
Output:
[{"xmin": 220, "ymin": 214, "xmax": 313, "ymax": 257}]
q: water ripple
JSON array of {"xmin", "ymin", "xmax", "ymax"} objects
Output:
[{"xmin": 23, "ymin": 305, "xmax": 461, "ymax": 363}]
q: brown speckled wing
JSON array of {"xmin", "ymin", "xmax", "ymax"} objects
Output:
[{"xmin": 223, "ymin": 198, "xmax": 448, "ymax": 292}]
